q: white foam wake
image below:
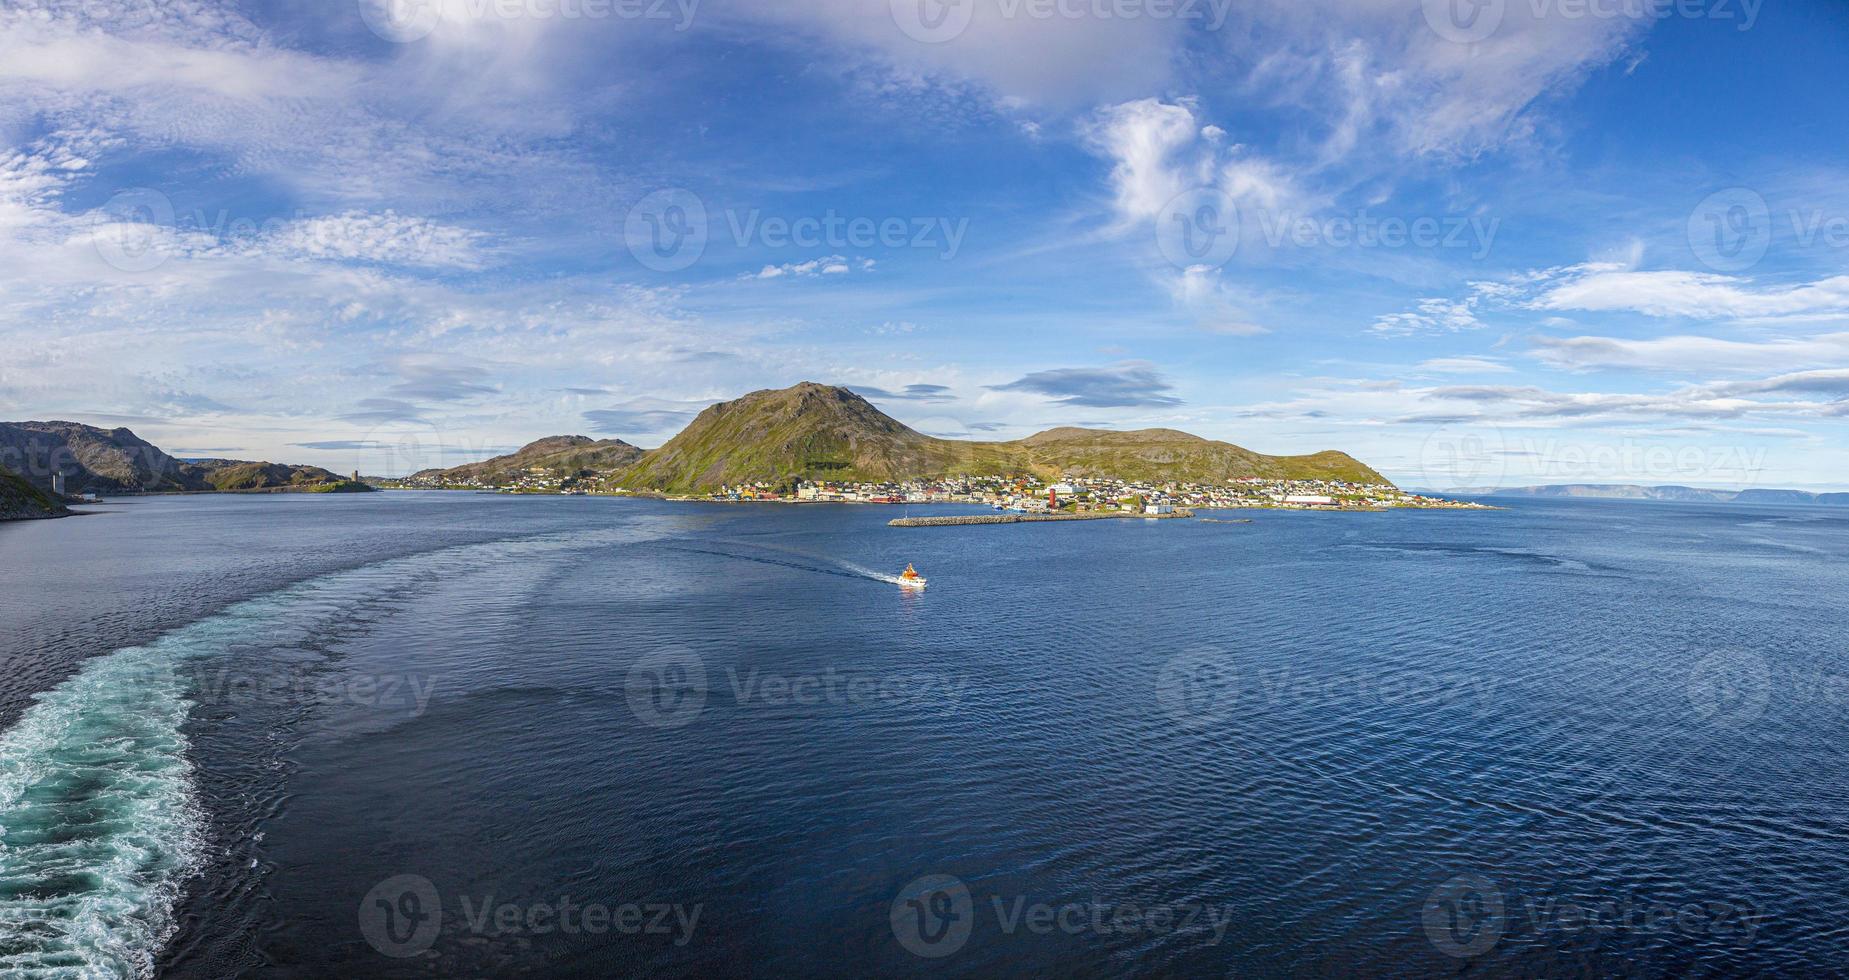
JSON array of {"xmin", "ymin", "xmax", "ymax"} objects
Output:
[{"xmin": 0, "ymin": 523, "xmax": 663, "ymax": 976}]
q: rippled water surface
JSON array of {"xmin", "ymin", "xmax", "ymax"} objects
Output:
[{"xmin": 1, "ymin": 492, "xmax": 1846, "ymax": 976}]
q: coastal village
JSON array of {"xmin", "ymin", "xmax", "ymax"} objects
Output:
[{"xmin": 388, "ymin": 469, "xmax": 1486, "ymax": 511}]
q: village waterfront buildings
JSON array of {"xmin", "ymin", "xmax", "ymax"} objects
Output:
[{"xmin": 389, "ymin": 468, "xmax": 1485, "ymax": 510}]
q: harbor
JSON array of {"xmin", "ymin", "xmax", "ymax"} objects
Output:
[{"xmin": 888, "ymin": 510, "xmax": 1195, "ymax": 527}]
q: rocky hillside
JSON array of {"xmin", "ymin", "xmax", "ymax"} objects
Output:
[
  {"xmin": 410, "ymin": 435, "xmax": 645, "ymax": 487},
  {"xmin": 0, "ymin": 421, "xmax": 196, "ymax": 493},
  {"xmin": 0, "ymin": 422, "xmax": 371, "ymax": 494},
  {"xmin": 0, "ymin": 464, "xmax": 69, "ymax": 521},
  {"xmin": 613, "ymin": 382, "xmax": 1388, "ymax": 492}
]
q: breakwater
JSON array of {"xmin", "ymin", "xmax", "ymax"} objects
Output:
[{"xmin": 888, "ymin": 510, "xmax": 1193, "ymax": 527}]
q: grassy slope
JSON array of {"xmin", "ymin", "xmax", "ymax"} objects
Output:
[
  {"xmin": 0, "ymin": 466, "xmax": 69, "ymax": 520},
  {"xmin": 616, "ymin": 383, "xmax": 1388, "ymax": 492},
  {"xmin": 194, "ymin": 461, "xmax": 352, "ymax": 491}
]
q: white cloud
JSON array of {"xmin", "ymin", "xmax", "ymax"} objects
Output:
[
  {"xmin": 1532, "ymin": 332, "xmax": 1849, "ymax": 373},
  {"xmin": 1536, "ymin": 269, "xmax": 1849, "ymax": 320},
  {"xmin": 745, "ymin": 255, "xmax": 873, "ymax": 280},
  {"xmin": 1086, "ymin": 99, "xmax": 1203, "ymax": 225},
  {"xmin": 1163, "ymin": 265, "xmax": 1268, "ymax": 336},
  {"xmin": 1232, "ymin": 0, "xmax": 1651, "ymax": 160},
  {"xmin": 1418, "ymin": 356, "xmax": 1512, "ymax": 374},
  {"xmin": 260, "ymin": 212, "xmax": 494, "ymax": 269},
  {"xmin": 745, "ymin": 0, "xmax": 1185, "ymax": 108},
  {"xmin": 1371, "ymin": 294, "xmax": 1487, "ymax": 336}
]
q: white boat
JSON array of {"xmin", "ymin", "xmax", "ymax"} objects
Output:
[{"xmin": 898, "ymin": 564, "xmax": 928, "ymax": 589}]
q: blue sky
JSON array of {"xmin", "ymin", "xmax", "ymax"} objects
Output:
[{"xmin": 3, "ymin": 0, "xmax": 1846, "ymax": 488}]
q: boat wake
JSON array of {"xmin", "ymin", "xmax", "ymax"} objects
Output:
[
  {"xmin": 0, "ymin": 524, "xmax": 663, "ymax": 977},
  {"xmin": 684, "ymin": 541, "xmax": 914, "ymax": 587}
]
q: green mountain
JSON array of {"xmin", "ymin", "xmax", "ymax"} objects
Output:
[
  {"xmin": 613, "ymin": 382, "xmax": 1387, "ymax": 492},
  {"xmin": 0, "ymin": 422, "xmax": 371, "ymax": 494},
  {"xmin": 1016, "ymin": 426, "xmax": 1386, "ymax": 484},
  {"xmin": 410, "ymin": 435, "xmax": 645, "ymax": 487},
  {"xmin": 0, "ymin": 464, "xmax": 68, "ymax": 521}
]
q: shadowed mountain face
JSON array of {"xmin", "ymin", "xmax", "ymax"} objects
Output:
[
  {"xmin": 411, "ymin": 436, "xmax": 645, "ymax": 486},
  {"xmin": 0, "ymin": 422, "xmax": 195, "ymax": 493},
  {"xmin": 613, "ymin": 382, "xmax": 1388, "ymax": 492}
]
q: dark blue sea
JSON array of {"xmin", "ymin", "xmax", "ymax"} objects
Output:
[{"xmin": 1, "ymin": 492, "xmax": 1845, "ymax": 977}]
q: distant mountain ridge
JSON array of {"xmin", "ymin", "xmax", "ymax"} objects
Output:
[
  {"xmin": 611, "ymin": 382, "xmax": 1387, "ymax": 492},
  {"xmin": 410, "ymin": 435, "xmax": 644, "ymax": 486},
  {"xmin": 1477, "ymin": 484, "xmax": 1849, "ymax": 505},
  {"xmin": 0, "ymin": 421, "xmax": 369, "ymax": 495}
]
